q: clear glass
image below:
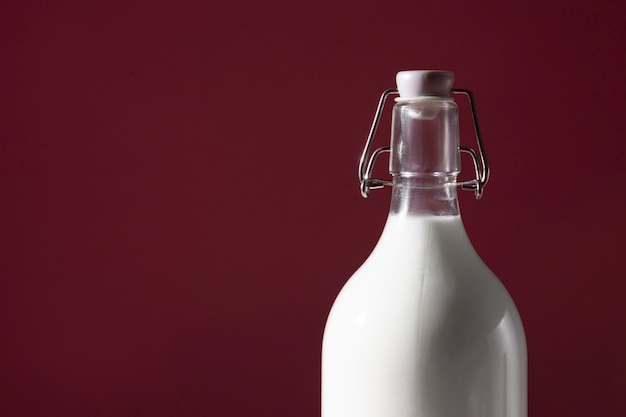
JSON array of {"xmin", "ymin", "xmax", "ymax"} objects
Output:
[
  {"xmin": 390, "ymin": 99, "xmax": 460, "ymax": 178},
  {"xmin": 322, "ymin": 97, "xmax": 527, "ymax": 417},
  {"xmin": 390, "ymin": 176, "xmax": 459, "ymax": 216},
  {"xmin": 390, "ymin": 98, "xmax": 461, "ymax": 217}
]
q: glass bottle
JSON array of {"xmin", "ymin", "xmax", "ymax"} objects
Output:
[{"xmin": 321, "ymin": 70, "xmax": 527, "ymax": 417}]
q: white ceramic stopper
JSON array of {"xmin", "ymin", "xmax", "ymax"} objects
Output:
[{"xmin": 396, "ymin": 70, "xmax": 454, "ymax": 99}]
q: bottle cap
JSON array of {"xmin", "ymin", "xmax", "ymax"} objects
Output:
[{"xmin": 396, "ymin": 70, "xmax": 454, "ymax": 99}]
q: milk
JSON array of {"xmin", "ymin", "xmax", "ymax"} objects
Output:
[{"xmin": 321, "ymin": 214, "xmax": 527, "ymax": 417}]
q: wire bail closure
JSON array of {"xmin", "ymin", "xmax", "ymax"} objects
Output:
[{"xmin": 358, "ymin": 88, "xmax": 490, "ymax": 199}]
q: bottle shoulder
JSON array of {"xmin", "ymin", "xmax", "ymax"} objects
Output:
[
  {"xmin": 329, "ymin": 214, "xmax": 523, "ymax": 334},
  {"xmin": 355, "ymin": 214, "xmax": 492, "ymax": 281}
]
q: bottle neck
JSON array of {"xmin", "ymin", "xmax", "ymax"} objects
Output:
[
  {"xmin": 389, "ymin": 175, "xmax": 459, "ymax": 217},
  {"xmin": 388, "ymin": 98, "xmax": 460, "ymax": 217}
]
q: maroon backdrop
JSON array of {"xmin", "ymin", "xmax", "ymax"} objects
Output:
[{"xmin": 2, "ymin": 1, "xmax": 625, "ymax": 416}]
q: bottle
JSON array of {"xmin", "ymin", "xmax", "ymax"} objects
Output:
[{"xmin": 321, "ymin": 70, "xmax": 527, "ymax": 417}]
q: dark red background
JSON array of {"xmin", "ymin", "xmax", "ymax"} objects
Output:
[{"xmin": 1, "ymin": 1, "xmax": 625, "ymax": 416}]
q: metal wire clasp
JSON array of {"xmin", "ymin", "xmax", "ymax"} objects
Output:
[
  {"xmin": 358, "ymin": 88, "xmax": 490, "ymax": 199},
  {"xmin": 358, "ymin": 88, "xmax": 398, "ymax": 198}
]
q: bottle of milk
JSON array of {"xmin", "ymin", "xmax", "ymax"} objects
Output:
[{"xmin": 322, "ymin": 71, "xmax": 527, "ymax": 417}]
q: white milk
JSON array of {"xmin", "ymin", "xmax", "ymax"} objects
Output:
[{"xmin": 322, "ymin": 214, "xmax": 527, "ymax": 417}]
